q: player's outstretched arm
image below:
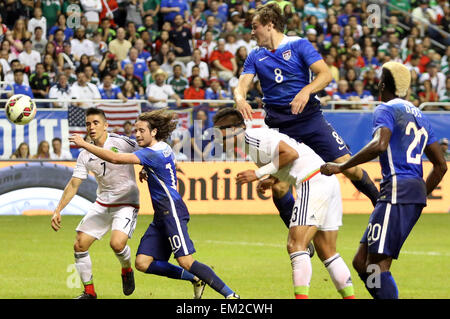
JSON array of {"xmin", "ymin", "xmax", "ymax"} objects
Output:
[
  {"xmin": 424, "ymin": 141, "xmax": 448, "ymax": 195},
  {"xmin": 236, "ymin": 141, "xmax": 299, "ymax": 184},
  {"xmin": 321, "ymin": 127, "xmax": 392, "ymax": 175},
  {"xmin": 51, "ymin": 177, "xmax": 83, "ymax": 231},
  {"xmin": 234, "ymin": 73, "xmax": 255, "ymax": 120},
  {"xmin": 69, "ymin": 134, "xmax": 141, "ymax": 165}
]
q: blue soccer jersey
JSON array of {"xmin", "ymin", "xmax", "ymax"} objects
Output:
[
  {"xmin": 242, "ymin": 36, "xmax": 323, "ymax": 121},
  {"xmin": 134, "ymin": 141, "xmax": 184, "ymax": 216},
  {"xmin": 373, "ymin": 98, "xmax": 437, "ymax": 204}
]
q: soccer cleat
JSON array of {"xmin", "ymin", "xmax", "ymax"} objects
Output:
[
  {"xmin": 226, "ymin": 293, "xmax": 240, "ymax": 299},
  {"xmin": 192, "ymin": 279, "xmax": 207, "ymax": 299},
  {"xmin": 121, "ymin": 269, "xmax": 135, "ymax": 296},
  {"xmin": 307, "ymin": 242, "xmax": 315, "ymax": 258},
  {"xmin": 74, "ymin": 292, "xmax": 97, "ymax": 299}
]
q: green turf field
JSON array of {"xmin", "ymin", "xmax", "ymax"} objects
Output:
[{"xmin": 0, "ymin": 214, "xmax": 449, "ymax": 299}]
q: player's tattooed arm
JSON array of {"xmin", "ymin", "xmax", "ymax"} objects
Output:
[{"xmin": 69, "ymin": 134, "xmax": 141, "ymax": 165}]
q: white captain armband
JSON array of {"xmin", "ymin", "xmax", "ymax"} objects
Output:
[{"xmin": 255, "ymin": 162, "xmax": 278, "ymax": 179}]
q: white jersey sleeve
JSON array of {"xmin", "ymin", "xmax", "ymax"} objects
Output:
[
  {"xmin": 72, "ymin": 150, "xmax": 90, "ymax": 180},
  {"xmin": 244, "ymin": 128, "xmax": 282, "ymax": 164}
]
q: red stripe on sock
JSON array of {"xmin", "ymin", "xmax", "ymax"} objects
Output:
[
  {"xmin": 84, "ymin": 283, "xmax": 96, "ymax": 296},
  {"xmin": 343, "ymin": 295, "xmax": 355, "ymax": 299},
  {"xmin": 295, "ymin": 294, "xmax": 308, "ymax": 299},
  {"xmin": 122, "ymin": 267, "xmax": 133, "ymax": 275}
]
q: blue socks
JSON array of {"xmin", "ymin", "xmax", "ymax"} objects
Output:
[
  {"xmin": 359, "ymin": 271, "xmax": 399, "ymax": 299},
  {"xmin": 189, "ymin": 260, "xmax": 234, "ymax": 297},
  {"xmin": 273, "ymin": 191, "xmax": 295, "ymax": 228},
  {"xmin": 146, "ymin": 260, "xmax": 196, "ymax": 282},
  {"xmin": 375, "ymin": 271, "xmax": 399, "ymax": 299},
  {"xmin": 350, "ymin": 169, "xmax": 380, "ymax": 207}
]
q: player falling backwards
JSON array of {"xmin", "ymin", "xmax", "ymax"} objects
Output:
[
  {"xmin": 213, "ymin": 107, "xmax": 355, "ymax": 299},
  {"xmin": 321, "ymin": 62, "xmax": 447, "ymax": 299},
  {"xmin": 234, "ymin": 3, "xmax": 379, "ymax": 230},
  {"xmin": 51, "ymin": 108, "xmax": 139, "ymax": 299},
  {"xmin": 70, "ymin": 109, "xmax": 239, "ymax": 299}
]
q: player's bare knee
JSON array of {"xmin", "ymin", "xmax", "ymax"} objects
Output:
[
  {"xmin": 286, "ymin": 239, "xmax": 307, "ymax": 254},
  {"xmin": 176, "ymin": 256, "xmax": 194, "ymax": 271},
  {"xmin": 135, "ymin": 255, "xmax": 151, "ymax": 273},
  {"xmin": 110, "ymin": 239, "xmax": 126, "ymax": 253},
  {"xmin": 74, "ymin": 239, "xmax": 88, "ymax": 252}
]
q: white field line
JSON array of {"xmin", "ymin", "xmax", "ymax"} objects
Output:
[{"xmin": 200, "ymin": 240, "xmax": 450, "ymax": 257}]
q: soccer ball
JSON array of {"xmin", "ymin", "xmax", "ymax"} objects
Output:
[{"xmin": 5, "ymin": 94, "xmax": 36, "ymax": 125}]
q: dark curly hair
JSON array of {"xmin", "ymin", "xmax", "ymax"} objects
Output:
[
  {"xmin": 212, "ymin": 107, "xmax": 244, "ymax": 127},
  {"xmin": 138, "ymin": 109, "xmax": 177, "ymax": 141}
]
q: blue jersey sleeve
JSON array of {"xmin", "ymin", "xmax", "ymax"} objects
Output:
[
  {"xmin": 242, "ymin": 49, "xmax": 257, "ymax": 75},
  {"xmin": 372, "ymin": 104, "xmax": 395, "ymax": 136},
  {"xmin": 134, "ymin": 148, "xmax": 158, "ymax": 168},
  {"xmin": 295, "ymin": 39, "xmax": 323, "ymax": 67}
]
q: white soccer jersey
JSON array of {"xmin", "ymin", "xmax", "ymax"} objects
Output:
[
  {"xmin": 244, "ymin": 127, "xmax": 325, "ymax": 186},
  {"xmin": 73, "ymin": 133, "xmax": 140, "ymax": 206}
]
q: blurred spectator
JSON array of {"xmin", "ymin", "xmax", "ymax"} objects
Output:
[
  {"xmin": 362, "ymin": 46, "xmax": 380, "ymax": 70},
  {"xmin": 186, "ymin": 48, "xmax": 209, "ymax": 80},
  {"xmin": 187, "ymin": 65, "xmax": 203, "ymax": 85},
  {"xmin": 48, "ymin": 14, "xmax": 74, "ymax": 43},
  {"xmin": 143, "ymin": 59, "xmax": 160, "ymax": 87},
  {"xmin": 32, "ymin": 140, "xmax": 50, "ymax": 159},
  {"xmin": 210, "ymin": 38, "xmax": 237, "ymax": 82},
  {"xmin": 71, "ymin": 27, "xmax": 95, "ymax": 64},
  {"xmin": 337, "ymin": 2, "xmax": 354, "ymax": 27},
  {"xmin": 325, "ymin": 54, "xmax": 339, "ymax": 83},
  {"xmin": 188, "ymin": 5, "xmax": 207, "ymax": 40},
  {"xmin": 154, "ymin": 30, "xmax": 171, "ymax": 55},
  {"xmin": 204, "ymin": 0, "xmax": 227, "ymax": 26},
  {"xmin": 126, "ymin": 21, "xmax": 140, "ymax": 44},
  {"xmin": 420, "ymin": 62, "xmax": 446, "ymax": 94},
  {"xmin": 234, "ymin": 46, "xmax": 248, "ymax": 70},
  {"xmin": 161, "ymin": 50, "xmax": 186, "ymax": 78},
  {"xmin": 10, "ymin": 142, "xmax": 30, "ymax": 159},
  {"xmin": 5, "ymin": 69, "xmax": 34, "ymax": 98},
  {"xmin": 58, "ymin": 41, "xmax": 76, "ymax": 72},
  {"xmin": 81, "ymin": 0, "xmax": 103, "ymax": 32},
  {"xmin": 122, "ymin": 64, "xmax": 145, "ymax": 96},
  {"xmin": 5, "ymin": 60, "xmax": 29, "ymax": 85},
  {"xmin": 49, "ymin": 73, "xmax": 73, "ymax": 108},
  {"xmin": 350, "ymin": 44, "xmax": 365, "ymax": 68},
  {"xmin": 70, "ymin": 69, "xmax": 102, "ymax": 107},
  {"xmin": 160, "ymin": 0, "xmax": 189, "ymax": 23},
  {"xmin": 304, "ymin": 0, "xmax": 327, "ymax": 25},
  {"xmin": 412, "ymin": 0, "xmax": 437, "ymax": 37},
  {"xmin": 122, "ymin": 121, "xmax": 136, "ymax": 140},
  {"xmin": 439, "ymin": 138, "xmax": 450, "ymax": 160},
  {"xmin": 388, "ymin": 46, "xmax": 403, "ymax": 63},
  {"xmin": 170, "ymin": 14, "xmax": 193, "ymax": 64},
  {"xmin": 189, "ymin": 109, "xmax": 212, "ymax": 161},
  {"xmin": 28, "ymin": 7, "xmax": 47, "ymax": 38},
  {"xmin": 142, "ymin": 1, "xmax": 160, "ymax": 23},
  {"xmin": 332, "ymin": 79, "xmax": 351, "ymax": 109},
  {"xmin": 419, "ymin": 79, "xmax": 439, "ymax": 105},
  {"xmin": 122, "ymin": 79, "xmax": 141, "ymax": 100},
  {"xmin": 349, "ymin": 80, "xmax": 375, "ymax": 110},
  {"xmin": 76, "ymin": 54, "xmax": 92, "ymax": 73},
  {"xmin": 125, "ymin": 0, "xmax": 144, "ymax": 27},
  {"xmin": 205, "ymin": 78, "xmax": 230, "ymax": 108},
  {"xmin": 134, "ymin": 38, "xmax": 152, "ymax": 62},
  {"xmin": 167, "ymin": 64, "xmax": 189, "ymax": 98},
  {"xmin": 146, "ymin": 68, "xmax": 181, "ymax": 109},
  {"xmin": 98, "ymin": 50, "xmax": 119, "ymax": 78},
  {"xmin": 50, "ymin": 137, "xmax": 73, "ymax": 160},
  {"xmin": 235, "ymin": 28, "xmax": 257, "ymax": 55},
  {"xmin": 197, "ymin": 31, "xmax": 217, "ymax": 63},
  {"xmin": 99, "ymin": 0, "xmax": 119, "ymax": 28},
  {"xmin": 52, "ymin": 29, "xmax": 65, "ymax": 56},
  {"xmin": 439, "ymin": 77, "xmax": 450, "ymax": 103},
  {"xmin": 98, "ymin": 18, "xmax": 116, "ymax": 45},
  {"xmin": 108, "ymin": 27, "xmax": 132, "ymax": 61},
  {"xmin": 30, "ymin": 63, "xmax": 51, "ymax": 106},
  {"xmin": 183, "ymin": 75, "xmax": 205, "ymax": 107},
  {"xmin": 41, "ymin": 0, "xmax": 61, "ymax": 31},
  {"xmin": 120, "ymin": 47, "xmax": 149, "ymax": 81},
  {"xmin": 224, "ymin": 32, "xmax": 240, "ymax": 56},
  {"xmin": 7, "ymin": 19, "xmax": 31, "ymax": 55},
  {"xmin": 201, "ymin": 15, "xmax": 221, "ymax": 40},
  {"xmin": 84, "ymin": 65, "xmax": 100, "ymax": 85},
  {"xmin": 18, "ymin": 39, "xmax": 41, "ymax": 73},
  {"xmin": 99, "ymin": 73, "xmax": 127, "ymax": 101},
  {"xmin": 409, "ymin": 69, "xmax": 421, "ymax": 106},
  {"xmin": 43, "ymin": 53, "xmax": 58, "ymax": 83}
]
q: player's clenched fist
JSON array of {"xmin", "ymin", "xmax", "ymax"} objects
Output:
[
  {"xmin": 236, "ymin": 170, "xmax": 258, "ymax": 184},
  {"xmin": 320, "ymin": 163, "xmax": 343, "ymax": 176},
  {"xmin": 51, "ymin": 212, "xmax": 62, "ymax": 231}
]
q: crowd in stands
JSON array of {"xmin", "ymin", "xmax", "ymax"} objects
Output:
[{"xmin": 0, "ymin": 0, "xmax": 449, "ymax": 160}]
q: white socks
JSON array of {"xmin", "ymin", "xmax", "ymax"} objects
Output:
[
  {"xmin": 115, "ymin": 245, "xmax": 132, "ymax": 269},
  {"xmin": 323, "ymin": 253, "xmax": 355, "ymax": 298},
  {"xmin": 74, "ymin": 251, "xmax": 93, "ymax": 284},
  {"xmin": 290, "ymin": 251, "xmax": 312, "ymax": 298}
]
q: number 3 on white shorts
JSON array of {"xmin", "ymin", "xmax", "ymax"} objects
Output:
[{"xmin": 274, "ymin": 68, "xmax": 283, "ymax": 83}]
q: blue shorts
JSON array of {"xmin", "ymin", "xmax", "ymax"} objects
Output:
[
  {"xmin": 265, "ymin": 110, "xmax": 350, "ymax": 162},
  {"xmin": 360, "ymin": 202, "xmax": 424, "ymax": 259},
  {"xmin": 136, "ymin": 201, "xmax": 196, "ymax": 260}
]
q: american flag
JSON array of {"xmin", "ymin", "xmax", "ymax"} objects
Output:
[{"xmin": 68, "ymin": 102, "xmax": 141, "ymax": 150}]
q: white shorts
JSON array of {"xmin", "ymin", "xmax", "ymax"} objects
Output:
[
  {"xmin": 76, "ymin": 202, "xmax": 139, "ymax": 240},
  {"xmin": 289, "ymin": 174, "xmax": 343, "ymax": 231}
]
